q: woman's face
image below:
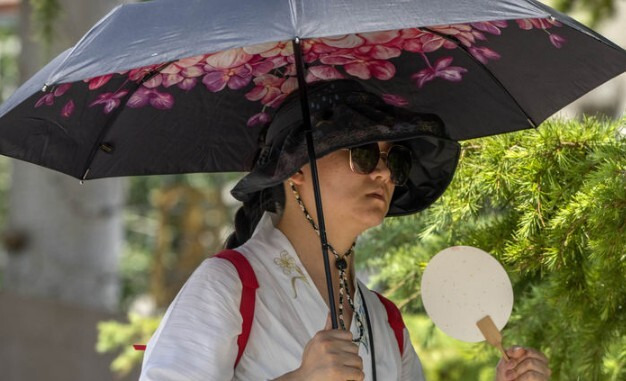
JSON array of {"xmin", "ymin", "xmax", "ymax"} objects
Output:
[{"xmin": 292, "ymin": 141, "xmax": 396, "ymax": 234}]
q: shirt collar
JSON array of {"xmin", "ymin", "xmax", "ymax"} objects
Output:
[{"xmin": 247, "ymin": 211, "xmax": 360, "ymax": 304}]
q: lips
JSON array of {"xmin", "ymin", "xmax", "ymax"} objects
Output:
[{"xmin": 366, "ymin": 190, "xmax": 386, "ymax": 202}]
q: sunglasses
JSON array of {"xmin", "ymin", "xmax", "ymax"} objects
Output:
[{"xmin": 346, "ymin": 143, "xmax": 413, "ymax": 186}]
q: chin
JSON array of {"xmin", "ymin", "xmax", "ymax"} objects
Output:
[{"xmin": 358, "ymin": 210, "xmax": 387, "ymax": 231}]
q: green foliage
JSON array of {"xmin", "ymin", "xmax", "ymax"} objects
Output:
[
  {"xmin": 119, "ymin": 173, "xmax": 238, "ymax": 310},
  {"xmin": 96, "ymin": 313, "xmax": 161, "ymax": 376},
  {"xmin": 552, "ymin": 0, "xmax": 617, "ymax": 27},
  {"xmin": 404, "ymin": 314, "xmax": 498, "ymax": 381},
  {"xmin": 97, "ymin": 172, "xmax": 241, "ymax": 375},
  {"xmin": 29, "ymin": 0, "xmax": 62, "ymax": 48},
  {"xmin": 361, "ymin": 117, "xmax": 626, "ymax": 380}
]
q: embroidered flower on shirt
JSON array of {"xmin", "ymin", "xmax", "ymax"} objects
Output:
[
  {"xmin": 356, "ymin": 302, "xmax": 369, "ymax": 353},
  {"xmin": 274, "ymin": 250, "xmax": 310, "ymax": 298},
  {"xmin": 274, "ymin": 251, "xmax": 296, "ymax": 275}
]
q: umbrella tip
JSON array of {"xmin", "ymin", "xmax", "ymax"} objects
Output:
[{"xmin": 80, "ymin": 168, "xmax": 90, "ymax": 184}]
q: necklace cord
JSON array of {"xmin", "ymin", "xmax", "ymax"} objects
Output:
[{"xmin": 289, "ymin": 181, "xmax": 364, "ymax": 342}]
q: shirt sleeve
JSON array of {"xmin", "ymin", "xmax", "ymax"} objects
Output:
[
  {"xmin": 400, "ymin": 327, "xmax": 426, "ymax": 381},
  {"xmin": 139, "ymin": 257, "xmax": 243, "ymax": 381}
]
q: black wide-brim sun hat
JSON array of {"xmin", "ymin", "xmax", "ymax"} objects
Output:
[{"xmin": 231, "ymin": 80, "xmax": 461, "ymax": 216}]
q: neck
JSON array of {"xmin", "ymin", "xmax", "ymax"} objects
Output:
[{"xmin": 276, "ymin": 193, "xmax": 359, "ymax": 299}]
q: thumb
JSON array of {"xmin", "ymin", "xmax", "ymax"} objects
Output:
[{"xmin": 506, "ymin": 346, "xmax": 527, "ymax": 359}]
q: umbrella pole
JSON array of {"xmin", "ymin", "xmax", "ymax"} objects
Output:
[{"xmin": 292, "ymin": 37, "xmax": 339, "ymax": 330}]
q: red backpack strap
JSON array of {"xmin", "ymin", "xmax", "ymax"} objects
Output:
[
  {"xmin": 133, "ymin": 249, "xmax": 259, "ymax": 371},
  {"xmin": 373, "ymin": 292, "xmax": 405, "ymax": 357},
  {"xmin": 215, "ymin": 249, "xmax": 259, "ymax": 368}
]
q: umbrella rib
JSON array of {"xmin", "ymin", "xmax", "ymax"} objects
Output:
[
  {"xmin": 421, "ymin": 27, "xmax": 537, "ymax": 129},
  {"xmin": 79, "ymin": 61, "xmax": 174, "ymax": 180},
  {"xmin": 292, "ymin": 37, "xmax": 340, "ymax": 330}
]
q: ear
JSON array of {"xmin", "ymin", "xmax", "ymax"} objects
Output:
[{"xmin": 289, "ymin": 169, "xmax": 305, "ymax": 186}]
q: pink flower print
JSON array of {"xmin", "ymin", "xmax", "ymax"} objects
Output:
[
  {"xmin": 61, "ymin": 100, "xmax": 75, "ymax": 118},
  {"xmin": 245, "ymin": 74, "xmax": 285, "ymax": 104},
  {"xmin": 203, "ymin": 48, "xmax": 253, "ymax": 92},
  {"xmin": 470, "ymin": 21, "xmax": 508, "ymax": 36},
  {"xmin": 127, "ymin": 87, "xmax": 174, "ymax": 110},
  {"xmin": 161, "ymin": 56, "xmax": 206, "ymax": 90},
  {"xmin": 307, "ymin": 39, "xmax": 334, "ymax": 54},
  {"xmin": 430, "ymin": 24, "xmax": 484, "ymax": 47},
  {"xmin": 247, "ymin": 112, "xmax": 271, "ymax": 127},
  {"xmin": 248, "ymin": 55, "xmax": 280, "ymax": 76},
  {"xmin": 321, "ymin": 52, "xmax": 395, "ymax": 80},
  {"xmin": 54, "ymin": 83, "xmax": 72, "ymax": 97},
  {"xmin": 176, "ymin": 77, "xmax": 199, "ymax": 91},
  {"xmin": 469, "ymin": 46, "xmax": 501, "ymax": 64},
  {"xmin": 161, "ymin": 65, "xmax": 204, "ymax": 90},
  {"xmin": 244, "ymin": 41, "xmax": 293, "ymax": 58},
  {"xmin": 261, "ymin": 78, "xmax": 297, "ymax": 110},
  {"xmin": 359, "ymin": 30, "xmax": 400, "ymax": 45},
  {"xmin": 35, "ymin": 83, "xmax": 73, "ymax": 109},
  {"xmin": 403, "ymin": 32, "xmax": 451, "ymax": 53},
  {"xmin": 549, "ymin": 34, "xmax": 566, "ymax": 48},
  {"xmin": 299, "ymin": 39, "xmax": 335, "ymax": 63},
  {"xmin": 356, "ymin": 44, "xmax": 401, "ymax": 60},
  {"xmin": 305, "ymin": 65, "xmax": 345, "ymax": 83},
  {"xmin": 320, "ymin": 34, "xmax": 365, "ymax": 49},
  {"xmin": 89, "ymin": 91, "xmax": 129, "ymax": 114},
  {"xmin": 85, "ymin": 74, "xmax": 113, "ymax": 90},
  {"xmin": 351, "ymin": 59, "xmax": 395, "ymax": 80},
  {"xmin": 515, "ymin": 18, "xmax": 566, "ymax": 47},
  {"xmin": 280, "ymin": 63, "xmax": 299, "ymax": 77},
  {"xmin": 205, "ymin": 48, "xmax": 253, "ymax": 68},
  {"xmin": 516, "ymin": 18, "xmax": 561, "ymax": 31},
  {"xmin": 142, "ymin": 74, "xmax": 163, "ymax": 89},
  {"xmin": 202, "ymin": 65, "xmax": 252, "ymax": 92},
  {"xmin": 35, "ymin": 93, "xmax": 55, "ymax": 108},
  {"xmin": 516, "ymin": 19, "xmax": 535, "ymax": 30},
  {"xmin": 400, "ymin": 28, "xmax": 429, "ymax": 40},
  {"xmin": 382, "ymin": 94, "xmax": 409, "ymax": 107},
  {"xmin": 128, "ymin": 64, "xmax": 161, "ymax": 82},
  {"xmin": 174, "ymin": 55, "xmax": 206, "ymax": 68},
  {"xmin": 281, "ymin": 77, "xmax": 298, "ymax": 94},
  {"xmin": 161, "ymin": 73, "xmax": 182, "ymax": 88},
  {"xmin": 412, "ymin": 56, "xmax": 467, "ymax": 88}
]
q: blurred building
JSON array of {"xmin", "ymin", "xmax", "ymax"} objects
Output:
[{"xmin": 0, "ymin": 1, "xmax": 136, "ymax": 380}]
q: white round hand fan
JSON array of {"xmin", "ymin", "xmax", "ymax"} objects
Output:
[{"xmin": 421, "ymin": 246, "xmax": 514, "ymax": 356}]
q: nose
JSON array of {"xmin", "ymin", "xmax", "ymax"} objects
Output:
[{"xmin": 369, "ymin": 151, "xmax": 393, "ymax": 182}]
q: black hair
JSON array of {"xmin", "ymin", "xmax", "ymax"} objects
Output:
[{"xmin": 223, "ymin": 183, "xmax": 285, "ymax": 249}]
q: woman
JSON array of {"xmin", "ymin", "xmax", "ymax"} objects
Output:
[{"xmin": 140, "ymin": 80, "xmax": 551, "ymax": 380}]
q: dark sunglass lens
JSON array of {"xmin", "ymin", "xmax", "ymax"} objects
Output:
[
  {"xmin": 387, "ymin": 146, "xmax": 412, "ymax": 185},
  {"xmin": 350, "ymin": 143, "xmax": 380, "ymax": 174}
]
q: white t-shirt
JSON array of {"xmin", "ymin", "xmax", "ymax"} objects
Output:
[{"xmin": 140, "ymin": 212, "xmax": 425, "ymax": 380}]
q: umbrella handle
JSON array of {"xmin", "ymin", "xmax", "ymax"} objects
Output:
[{"xmin": 292, "ymin": 37, "xmax": 339, "ymax": 330}]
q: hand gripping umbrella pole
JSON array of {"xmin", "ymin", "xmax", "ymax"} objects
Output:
[{"xmin": 292, "ymin": 38, "xmax": 340, "ymax": 330}]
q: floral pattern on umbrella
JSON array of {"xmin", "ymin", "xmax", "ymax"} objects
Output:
[{"xmin": 34, "ymin": 18, "xmax": 565, "ymax": 126}]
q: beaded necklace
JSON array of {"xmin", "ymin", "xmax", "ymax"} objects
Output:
[{"xmin": 288, "ymin": 181, "xmax": 364, "ymax": 343}]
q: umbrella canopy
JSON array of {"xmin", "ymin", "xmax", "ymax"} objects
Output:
[
  {"xmin": 0, "ymin": 0, "xmax": 624, "ymax": 181},
  {"xmin": 1, "ymin": 0, "xmax": 624, "ymax": 334}
]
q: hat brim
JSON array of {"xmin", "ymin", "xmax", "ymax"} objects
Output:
[
  {"xmin": 230, "ymin": 79, "xmax": 460, "ymax": 216},
  {"xmin": 231, "ymin": 115, "xmax": 460, "ymax": 216}
]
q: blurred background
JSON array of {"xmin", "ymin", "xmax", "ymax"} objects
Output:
[{"xmin": 0, "ymin": 1, "xmax": 623, "ymax": 380}]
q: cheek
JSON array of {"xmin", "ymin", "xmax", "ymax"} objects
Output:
[{"xmin": 317, "ymin": 154, "xmax": 360, "ymax": 199}]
